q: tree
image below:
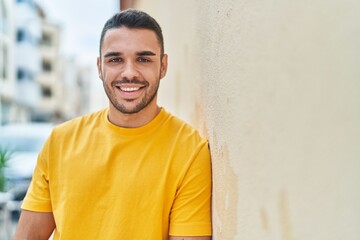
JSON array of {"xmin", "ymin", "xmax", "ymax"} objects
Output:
[{"xmin": 0, "ymin": 148, "xmax": 11, "ymax": 192}]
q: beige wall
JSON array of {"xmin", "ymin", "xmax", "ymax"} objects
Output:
[{"xmin": 133, "ymin": 1, "xmax": 360, "ymax": 239}]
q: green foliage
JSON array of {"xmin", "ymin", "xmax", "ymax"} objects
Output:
[
  {"xmin": 0, "ymin": 148, "xmax": 11, "ymax": 167},
  {"xmin": 0, "ymin": 147, "xmax": 11, "ymax": 192}
]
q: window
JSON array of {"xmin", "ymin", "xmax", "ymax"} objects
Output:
[
  {"xmin": 42, "ymin": 60, "xmax": 52, "ymax": 72},
  {"xmin": 17, "ymin": 29, "xmax": 25, "ymax": 42},
  {"xmin": 17, "ymin": 68, "xmax": 26, "ymax": 80},
  {"xmin": 41, "ymin": 86, "xmax": 52, "ymax": 97},
  {"xmin": 42, "ymin": 32, "xmax": 52, "ymax": 46}
]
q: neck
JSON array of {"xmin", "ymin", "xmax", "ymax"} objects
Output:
[{"xmin": 107, "ymin": 105, "xmax": 161, "ymax": 128}]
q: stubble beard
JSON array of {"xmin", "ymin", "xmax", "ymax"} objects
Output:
[{"xmin": 103, "ymin": 76, "xmax": 160, "ymax": 115}]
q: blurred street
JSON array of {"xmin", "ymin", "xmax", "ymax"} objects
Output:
[
  {"xmin": 0, "ymin": 0, "xmax": 118, "ymax": 238},
  {"xmin": 0, "ymin": 192, "xmax": 17, "ymax": 240}
]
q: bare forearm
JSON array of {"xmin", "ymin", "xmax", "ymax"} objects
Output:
[{"xmin": 13, "ymin": 210, "xmax": 55, "ymax": 240}]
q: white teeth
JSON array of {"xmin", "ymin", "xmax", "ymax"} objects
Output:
[{"xmin": 120, "ymin": 87, "xmax": 140, "ymax": 92}]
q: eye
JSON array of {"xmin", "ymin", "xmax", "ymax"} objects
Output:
[
  {"xmin": 137, "ymin": 57, "xmax": 151, "ymax": 63},
  {"xmin": 109, "ymin": 58, "xmax": 122, "ymax": 63}
]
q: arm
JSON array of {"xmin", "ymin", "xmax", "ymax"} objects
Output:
[
  {"xmin": 169, "ymin": 143, "xmax": 212, "ymax": 238},
  {"xmin": 169, "ymin": 236, "xmax": 211, "ymax": 240},
  {"xmin": 13, "ymin": 210, "xmax": 55, "ymax": 240}
]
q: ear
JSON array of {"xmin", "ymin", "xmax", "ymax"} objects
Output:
[
  {"xmin": 160, "ymin": 54, "xmax": 168, "ymax": 79},
  {"xmin": 97, "ymin": 57, "xmax": 103, "ymax": 80}
]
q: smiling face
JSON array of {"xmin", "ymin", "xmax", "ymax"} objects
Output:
[{"xmin": 97, "ymin": 27, "xmax": 168, "ymax": 125}]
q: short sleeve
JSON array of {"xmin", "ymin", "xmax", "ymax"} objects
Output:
[
  {"xmin": 21, "ymin": 136, "xmax": 53, "ymax": 212},
  {"xmin": 169, "ymin": 142, "xmax": 212, "ymax": 236}
]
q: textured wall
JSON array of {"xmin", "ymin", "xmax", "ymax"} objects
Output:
[
  {"xmin": 134, "ymin": 1, "xmax": 360, "ymax": 239},
  {"xmin": 131, "ymin": 0, "xmax": 202, "ymax": 124}
]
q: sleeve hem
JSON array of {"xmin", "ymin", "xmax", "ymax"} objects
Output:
[
  {"xmin": 169, "ymin": 222, "xmax": 212, "ymax": 236},
  {"xmin": 21, "ymin": 199, "xmax": 53, "ymax": 213}
]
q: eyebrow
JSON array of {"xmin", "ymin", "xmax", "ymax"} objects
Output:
[
  {"xmin": 103, "ymin": 52, "xmax": 121, "ymax": 58},
  {"xmin": 136, "ymin": 51, "xmax": 156, "ymax": 56},
  {"xmin": 103, "ymin": 51, "xmax": 157, "ymax": 58}
]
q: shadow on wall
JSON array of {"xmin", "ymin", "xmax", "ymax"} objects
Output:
[
  {"xmin": 211, "ymin": 136, "xmax": 238, "ymax": 239},
  {"xmin": 192, "ymin": 101, "xmax": 238, "ymax": 239}
]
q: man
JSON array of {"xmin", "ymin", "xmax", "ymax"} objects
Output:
[{"xmin": 14, "ymin": 9, "xmax": 212, "ymax": 240}]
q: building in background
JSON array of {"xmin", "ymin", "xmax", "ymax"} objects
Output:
[
  {"xmin": 13, "ymin": 0, "xmax": 42, "ymax": 122},
  {"xmin": 0, "ymin": 0, "xmax": 94, "ymax": 125},
  {"xmin": 58, "ymin": 57, "xmax": 92, "ymax": 121},
  {"xmin": 20, "ymin": 2, "xmax": 84, "ymax": 123},
  {"xmin": 33, "ymin": 7, "xmax": 93, "ymax": 122},
  {"xmin": 0, "ymin": 0, "xmax": 15, "ymax": 125},
  {"xmin": 33, "ymin": 11, "xmax": 62, "ymax": 122}
]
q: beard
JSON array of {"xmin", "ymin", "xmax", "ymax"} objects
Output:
[{"xmin": 102, "ymin": 76, "xmax": 160, "ymax": 115}]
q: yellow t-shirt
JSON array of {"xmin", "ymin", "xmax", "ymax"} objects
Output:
[{"xmin": 22, "ymin": 108, "xmax": 212, "ymax": 239}]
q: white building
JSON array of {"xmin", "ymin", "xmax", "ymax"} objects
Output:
[
  {"xmin": 35, "ymin": 28, "xmax": 95, "ymax": 122},
  {"xmin": 33, "ymin": 16, "xmax": 62, "ymax": 121},
  {"xmin": 12, "ymin": 0, "xmax": 42, "ymax": 122},
  {"xmin": 2, "ymin": 0, "xmax": 102, "ymax": 125},
  {"xmin": 0, "ymin": 0, "xmax": 15, "ymax": 125}
]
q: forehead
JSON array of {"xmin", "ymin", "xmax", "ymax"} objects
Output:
[{"xmin": 102, "ymin": 27, "xmax": 161, "ymax": 54}]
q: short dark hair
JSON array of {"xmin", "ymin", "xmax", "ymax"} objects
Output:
[{"xmin": 99, "ymin": 9, "xmax": 164, "ymax": 57}]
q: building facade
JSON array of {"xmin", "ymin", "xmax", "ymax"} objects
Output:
[
  {"xmin": 33, "ymin": 17, "xmax": 62, "ymax": 122},
  {"xmin": 0, "ymin": 0, "xmax": 15, "ymax": 125},
  {"xmin": 13, "ymin": 0, "xmax": 42, "ymax": 122},
  {"xmin": 1, "ymin": 0, "xmax": 89, "ymax": 124}
]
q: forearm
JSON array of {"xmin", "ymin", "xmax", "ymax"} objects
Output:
[{"xmin": 13, "ymin": 210, "xmax": 55, "ymax": 240}]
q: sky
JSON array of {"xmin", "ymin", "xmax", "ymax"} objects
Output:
[{"xmin": 36, "ymin": 0, "xmax": 119, "ymax": 64}]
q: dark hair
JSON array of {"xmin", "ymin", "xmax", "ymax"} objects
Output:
[{"xmin": 99, "ymin": 9, "xmax": 164, "ymax": 57}]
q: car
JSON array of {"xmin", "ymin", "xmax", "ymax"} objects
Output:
[
  {"xmin": 0, "ymin": 123, "xmax": 53, "ymax": 191},
  {"xmin": 0, "ymin": 123, "xmax": 53, "ymax": 238}
]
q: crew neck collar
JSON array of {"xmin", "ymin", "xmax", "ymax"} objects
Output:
[{"xmin": 103, "ymin": 107, "xmax": 167, "ymax": 136}]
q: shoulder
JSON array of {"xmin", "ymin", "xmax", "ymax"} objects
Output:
[
  {"xmin": 162, "ymin": 110, "xmax": 208, "ymax": 149},
  {"xmin": 51, "ymin": 108, "xmax": 106, "ymax": 139}
]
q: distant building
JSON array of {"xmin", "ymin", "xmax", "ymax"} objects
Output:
[
  {"xmin": 12, "ymin": 0, "xmax": 42, "ymax": 122},
  {"xmin": 1, "ymin": 0, "xmax": 97, "ymax": 125},
  {"xmin": 35, "ymin": 34, "xmax": 96, "ymax": 122},
  {"xmin": 56, "ymin": 57, "xmax": 92, "ymax": 122},
  {"xmin": 0, "ymin": 0, "xmax": 15, "ymax": 125},
  {"xmin": 32, "ymin": 15, "xmax": 62, "ymax": 122},
  {"xmin": 26, "ymin": 5, "xmax": 93, "ymax": 123}
]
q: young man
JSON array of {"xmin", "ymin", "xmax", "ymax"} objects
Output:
[{"xmin": 14, "ymin": 9, "xmax": 212, "ymax": 240}]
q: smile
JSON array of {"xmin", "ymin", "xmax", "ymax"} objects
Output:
[
  {"xmin": 120, "ymin": 86, "xmax": 141, "ymax": 92},
  {"xmin": 114, "ymin": 83, "xmax": 147, "ymax": 93}
]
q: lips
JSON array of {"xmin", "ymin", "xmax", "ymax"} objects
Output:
[{"xmin": 113, "ymin": 82, "xmax": 147, "ymax": 99}]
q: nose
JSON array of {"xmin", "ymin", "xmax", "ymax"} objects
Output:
[{"xmin": 121, "ymin": 61, "xmax": 140, "ymax": 80}]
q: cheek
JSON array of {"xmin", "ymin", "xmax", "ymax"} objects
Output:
[
  {"xmin": 102, "ymin": 67, "xmax": 118, "ymax": 80},
  {"xmin": 144, "ymin": 66, "xmax": 162, "ymax": 78}
]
